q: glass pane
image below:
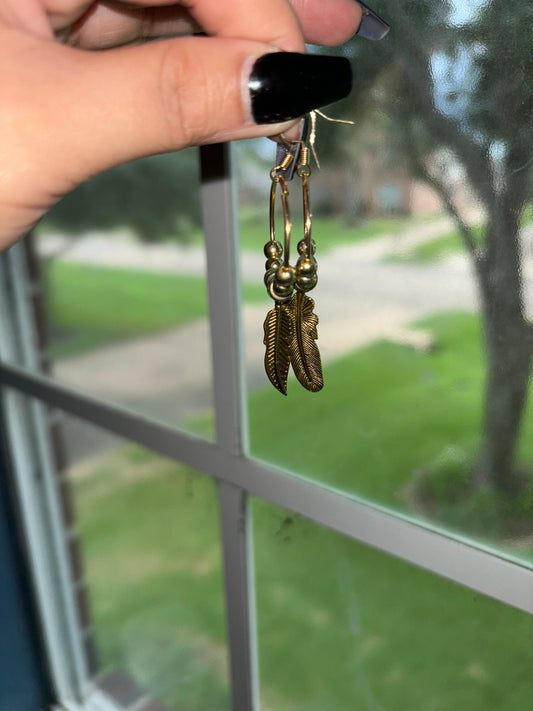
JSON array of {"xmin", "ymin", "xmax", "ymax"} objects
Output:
[
  {"xmin": 31, "ymin": 150, "xmax": 214, "ymax": 440},
  {"xmin": 253, "ymin": 498, "xmax": 533, "ymax": 711},
  {"xmin": 241, "ymin": 2, "xmax": 533, "ymax": 561},
  {"xmin": 53, "ymin": 410, "xmax": 230, "ymax": 710}
]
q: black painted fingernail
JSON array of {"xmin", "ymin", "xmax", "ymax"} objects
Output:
[
  {"xmin": 357, "ymin": 2, "xmax": 390, "ymax": 41},
  {"xmin": 249, "ymin": 53, "xmax": 352, "ymax": 124}
]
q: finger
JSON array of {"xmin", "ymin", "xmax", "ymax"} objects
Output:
[
  {"xmin": 65, "ymin": 0, "xmax": 363, "ymax": 50},
  {"xmin": 63, "ymin": 4, "xmax": 200, "ymax": 48},
  {"xmin": 1, "ymin": 33, "xmax": 351, "ymax": 244},
  {"xmin": 117, "ymin": 0, "xmax": 307, "ymax": 53},
  {"xmin": 291, "ymin": 0, "xmax": 363, "ymax": 46}
]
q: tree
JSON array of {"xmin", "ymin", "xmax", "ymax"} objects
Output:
[
  {"xmin": 42, "ymin": 149, "xmax": 201, "ymax": 242},
  {"xmin": 340, "ymin": 0, "xmax": 533, "ymax": 494}
]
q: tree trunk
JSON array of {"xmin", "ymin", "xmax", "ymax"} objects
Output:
[
  {"xmin": 476, "ymin": 315, "xmax": 532, "ymax": 492},
  {"xmin": 475, "ymin": 208, "xmax": 533, "ymax": 493}
]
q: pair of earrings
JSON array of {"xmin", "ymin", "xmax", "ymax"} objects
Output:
[
  {"xmin": 262, "ymin": 136, "xmax": 322, "ymax": 395},
  {"xmin": 261, "ymin": 111, "xmax": 353, "ymax": 395},
  {"xmin": 261, "ymin": 112, "xmax": 328, "ymax": 395}
]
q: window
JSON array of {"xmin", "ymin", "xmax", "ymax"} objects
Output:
[{"xmin": 2, "ymin": 3, "xmax": 533, "ymax": 710}]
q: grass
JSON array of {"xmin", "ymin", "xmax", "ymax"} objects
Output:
[
  {"xmin": 249, "ymin": 312, "xmax": 485, "ymax": 512},
  {"xmin": 45, "ymin": 262, "xmax": 264, "ymax": 359},
  {"xmin": 159, "ymin": 211, "xmax": 416, "ymax": 252},
  {"xmin": 248, "ymin": 311, "xmax": 533, "ymax": 544},
  {"xmin": 253, "ymin": 497, "xmax": 533, "ymax": 711},
  {"xmin": 387, "ymin": 204, "xmax": 533, "ymax": 264},
  {"xmin": 43, "ymin": 211, "xmax": 433, "ymax": 359},
  {"xmin": 44, "ymin": 213, "xmax": 412, "ymax": 360},
  {"xmin": 386, "ymin": 225, "xmax": 483, "ymax": 264},
  {"xmin": 72, "ymin": 311, "xmax": 533, "ymax": 710},
  {"xmin": 73, "ymin": 453, "xmax": 533, "ymax": 711},
  {"xmin": 239, "ymin": 211, "xmax": 417, "ymax": 252},
  {"xmin": 73, "ymin": 452, "xmax": 231, "ymax": 709}
]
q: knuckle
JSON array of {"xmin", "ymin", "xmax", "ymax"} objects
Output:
[{"xmin": 156, "ymin": 41, "xmax": 217, "ymax": 147}]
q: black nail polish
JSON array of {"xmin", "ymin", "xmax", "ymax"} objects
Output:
[
  {"xmin": 249, "ymin": 53, "xmax": 352, "ymax": 125},
  {"xmin": 357, "ymin": 2, "xmax": 390, "ymax": 41}
]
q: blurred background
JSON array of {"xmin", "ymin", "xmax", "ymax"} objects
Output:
[{"xmin": 18, "ymin": 2, "xmax": 533, "ymax": 708}]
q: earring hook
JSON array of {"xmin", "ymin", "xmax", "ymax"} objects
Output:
[{"xmin": 276, "ymin": 109, "xmax": 354, "ymax": 177}]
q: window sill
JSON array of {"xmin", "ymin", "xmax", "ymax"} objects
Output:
[{"xmin": 54, "ymin": 671, "xmax": 172, "ymax": 711}]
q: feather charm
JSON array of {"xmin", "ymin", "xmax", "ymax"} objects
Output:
[
  {"xmin": 288, "ymin": 291, "xmax": 324, "ymax": 392},
  {"xmin": 263, "ymin": 302, "xmax": 293, "ymax": 396}
]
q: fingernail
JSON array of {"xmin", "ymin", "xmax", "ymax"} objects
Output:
[
  {"xmin": 357, "ymin": 2, "xmax": 390, "ymax": 41},
  {"xmin": 249, "ymin": 53, "xmax": 352, "ymax": 125}
]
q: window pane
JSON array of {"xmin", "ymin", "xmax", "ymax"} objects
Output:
[
  {"xmin": 253, "ymin": 498, "xmax": 533, "ymax": 711},
  {"xmin": 241, "ymin": 1, "xmax": 533, "ymax": 561},
  {"xmin": 55, "ymin": 412, "xmax": 230, "ymax": 710},
  {"xmin": 30, "ymin": 151, "xmax": 214, "ymax": 440}
]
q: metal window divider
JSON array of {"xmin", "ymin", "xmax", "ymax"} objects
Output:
[
  {"xmin": 200, "ymin": 143, "xmax": 259, "ymax": 711},
  {"xmin": 0, "ymin": 244, "xmax": 89, "ymax": 703},
  {"xmin": 2, "ymin": 359, "xmax": 533, "ymax": 617},
  {"xmin": 1, "ymin": 145, "xmax": 533, "ymax": 710}
]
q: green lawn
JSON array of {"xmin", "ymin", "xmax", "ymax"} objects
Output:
[
  {"xmin": 386, "ymin": 225, "xmax": 484, "ymax": 264},
  {"xmin": 249, "ymin": 311, "xmax": 533, "ymax": 543},
  {"xmin": 46, "ymin": 262, "xmax": 264, "ymax": 358},
  {"xmin": 44, "ymin": 213, "xmax": 406, "ymax": 360},
  {"xmin": 165, "ymin": 212, "xmax": 417, "ymax": 252},
  {"xmin": 73, "ymin": 311, "xmax": 533, "ymax": 710},
  {"xmin": 239, "ymin": 211, "xmax": 418, "ymax": 252},
  {"xmin": 387, "ymin": 205, "xmax": 533, "ymax": 264},
  {"xmin": 253, "ymin": 497, "xmax": 533, "ymax": 711},
  {"xmin": 41, "ymin": 211, "xmax": 436, "ymax": 360},
  {"xmin": 249, "ymin": 312, "xmax": 483, "ymax": 506}
]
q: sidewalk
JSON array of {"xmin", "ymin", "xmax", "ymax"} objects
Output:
[{"xmin": 37, "ymin": 210, "xmax": 483, "ymax": 280}]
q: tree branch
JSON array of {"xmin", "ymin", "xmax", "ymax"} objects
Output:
[
  {"xmin": 401, "ymin": 118, "xmax": 479, "ymax": 260},
  {"xmin": 414, "ymin": 158, "xmax": 479, "ymax": 259},
  {"xmin": 385, "ymin": 3, "xmax": 495, "ymax": 208}
]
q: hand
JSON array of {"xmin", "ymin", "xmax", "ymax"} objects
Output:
[{"xmin": 0, "ymin": 1, "xmax": 364, "ymax": 250}]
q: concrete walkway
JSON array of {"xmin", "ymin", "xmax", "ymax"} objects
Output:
[
  {"xmin": 39, "ymin": 212, "xmax": 479, "ymax": 278},
  {"xmin": 45, "ymin": 216, "xmax": 533, "ymax": 461}
]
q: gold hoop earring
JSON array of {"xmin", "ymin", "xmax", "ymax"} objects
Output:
[
  {"xmin": 262, "ymin": 127, "xmax": 323, "ymax": 395},
  {"xmin": 261, "ymin": 111, "xmax": 354, "ymax": 395}
]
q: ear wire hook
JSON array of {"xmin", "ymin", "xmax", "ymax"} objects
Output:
[
  {"xmin": 276, "ymin": 114, "xmax": 310, "ymax": 182},
  {"xmin": 277, "ymin": 109, "xmax": 354, "ymax": 176},
  {"xmin": 307, "ymin": 109, "xmax": 355, "ymax": 170}
]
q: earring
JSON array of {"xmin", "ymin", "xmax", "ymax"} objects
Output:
[{"xmin": 262, "ymin": 119, "xmax": 323, "ymax": 395}]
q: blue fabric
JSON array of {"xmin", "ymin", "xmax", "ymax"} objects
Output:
[{"xmin": 0, "ymin": 427, "xmax": 51, "ymax": 711}]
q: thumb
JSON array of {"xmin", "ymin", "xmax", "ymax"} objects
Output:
[
  {"xmin": 1, "ymin": 34, "xmax": 351, "ymax": 245},
  {"xmin": 58, "ymin": 36, "xmax": 351, "ymax": 174},
  {"xmin": 51, "ymin": 36, "xmax": 302, "ymax": 178}
]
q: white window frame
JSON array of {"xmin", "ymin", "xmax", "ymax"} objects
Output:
[{"xmin": 1, "ymin": 143, "xmax": 533, "ymax": 711}]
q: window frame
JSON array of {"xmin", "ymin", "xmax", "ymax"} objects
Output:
[{"xmin": 1, "ymin": 143, "xmax": 533, "ymax": 711}]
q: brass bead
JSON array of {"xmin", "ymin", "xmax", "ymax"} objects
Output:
[
  {"xmin": 296, "ymin": 274, "xmax": 318, "ymax": 292},
  {"xmin": 297, "ymin": 239, "xmax": 317, "ymax": 256},
  {"xmin": 265, "ymin": 257, "xmax": 282, "ymax": 271},
  {"xmin": 275, "ymin": 265, "xmax": 296, "ymax": 286},
  {"xmin": 296, "ymin": 257, "xmax": 317, "ymax": 277},
  {"xmin": 267, "ymin": 280, "xmax": 292, "ymax": 302},
  {"xmin": 264, "ymin": 240, "xmax": 283, "ymax": 259}
]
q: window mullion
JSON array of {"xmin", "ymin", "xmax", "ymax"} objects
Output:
[
  {"xmin": 0, "ymin": 245, "xmax": 90, "ymax": 702},
  {"xmin": 200, "ymin": 143, "xmax": 258, "ymax": 711}
]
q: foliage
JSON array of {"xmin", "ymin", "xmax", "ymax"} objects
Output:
[
  {"xmin": 42, "ymin": 150, "xmax": 201, "ymax": 242},
  {"xmin": 335, "ymin": 1, "xmax": 533, "ymax": 491}
]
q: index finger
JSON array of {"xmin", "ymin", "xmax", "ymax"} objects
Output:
[
  {"xmin": 183, "ymin": 0, "xmax": 306, "ymax": 52},
  {"xmin": 107, "ymin": 0, "xmax": 307, "ymax": 51}
]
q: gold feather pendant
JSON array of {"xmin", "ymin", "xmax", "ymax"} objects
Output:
[
  {"xmin": 263, "ymin": 302, "xmax": 294, "ymax": 396},
  {"xmin": 288, "ymin": 291, "xmax": 324, "ymax": 392},
  {"xmin": 263, "ymin": 125, "xmax": 334, "ymax": 395}
]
